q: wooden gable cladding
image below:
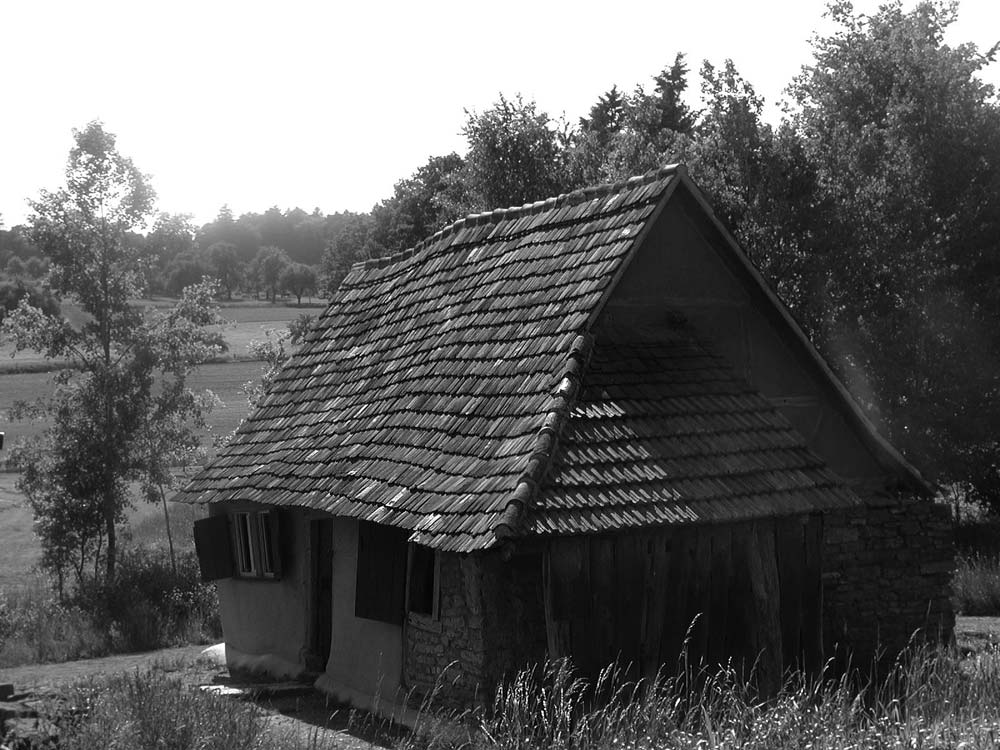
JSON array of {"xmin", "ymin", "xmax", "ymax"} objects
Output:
[
  {"xmin": 179, "ymin": 168, "xmax": 679, "ymax": 552},
  {"xmin": 542, "ymin": 516, "xmax": 824, "ymax": 690}
]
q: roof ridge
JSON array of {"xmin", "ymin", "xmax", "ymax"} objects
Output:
[
  {"xmin": 348, "ymin": 163, "xmax": 684, "ymax": 276},
  {"xmin": 494, "ymin": 332, "xmax": 595, "ymax": 542}
]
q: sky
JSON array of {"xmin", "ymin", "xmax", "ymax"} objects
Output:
[{"xmin": 2, "ymin": 0, "xmax": 998, "ymax": 229}]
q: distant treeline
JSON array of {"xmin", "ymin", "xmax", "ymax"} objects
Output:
[{"xmin": 1, "ymin": 2, "xmax": 999, "ymax": 509}]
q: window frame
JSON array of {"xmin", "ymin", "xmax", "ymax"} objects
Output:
[{"xmin": 231, "ymin": 510, "xmax": 280, "ymax": 580}]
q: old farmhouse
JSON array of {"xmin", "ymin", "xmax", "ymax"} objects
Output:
[{"xmin": 179, "ymin": 165, "xmax": 953, "ymax": 715}]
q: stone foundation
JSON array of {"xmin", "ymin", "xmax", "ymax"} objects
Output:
[{"xmin": 822, "ymin": 495, "xmax": 954, "ymax": 665}]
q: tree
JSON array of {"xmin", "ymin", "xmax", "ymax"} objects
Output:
[
  {"xmin": 320, "ymin": 213, "xmax": 375, "ymax": 295},
  {"xmin": 1, "ymin": 122, "xmax": 224, "ymax": 581},
  {"xmin": 788, "ymin": 0, "xmax": 1000, "ymax": 506},
  {"xmin": 206, "ymin": 241, "xmax": 243, "ymax": 299},
  {"xmin": 250, "ymin": 245, "xmax": 291, "ymax": 302},
  {"xmin": 280, "ymin": 262, "xmax": 317, "ymax": 305},
  {"xmin": 0, "ymin": 280, "xmax": 60, "ymax": 323},
  {"xmin": 463, "ymin": 94, "xmax": 567, "ymax": 209},
  {"xmin": 652, "ymin": 53, "xmax": 697, "ymax": 135},
  {"xmin": 580, "ymin": 86, "xmax": 627, "ymax": 145}
]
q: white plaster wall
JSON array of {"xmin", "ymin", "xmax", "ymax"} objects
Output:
[
  {"xmin": 327, "ymin": 517, "xmax": 404, "ymax": 701},
  {"xmin": 212, "ymin": 504, "xmax": 309, "ymax": 670}
]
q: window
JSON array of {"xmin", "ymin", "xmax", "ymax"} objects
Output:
[
  {"xmin": 231, "ymin": 510, "xmax": 281, "ymax": 579},
  {"xmin": 407, "ymin": 544, "xmax": 439, "ymax": 619}
]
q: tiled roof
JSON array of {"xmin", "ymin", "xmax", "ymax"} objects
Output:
[
  {"xmin": 534, "ymin": 325, "xmax": 861, "ymax": 537},
  {"xmin": 178, "ymin": 167, "xmax": 680, "ymax": 552}
]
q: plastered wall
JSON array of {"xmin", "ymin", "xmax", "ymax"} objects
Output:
[
  {"xmin": 211, "ymin": 503, "xmax": 308, "ymax": 669},
  {"xmin": 326, "ymin": 517, "xmax": 404, "ymax": 700}
]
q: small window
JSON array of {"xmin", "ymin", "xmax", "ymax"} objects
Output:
[
  {"xmin": 234, "ymin": 513, "xmax": 256, "ymax": 575},
  {"xmin": 231, "ymin": 510, "xmax": 281, "ymax": 580},
  {"xmin": 407, "ymin": 544, "xmax": 439, "ymax": 618}
]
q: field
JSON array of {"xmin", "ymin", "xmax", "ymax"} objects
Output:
[{"xmin": 0, "ymin": 297, "xmax": 313, "ymax": 587}]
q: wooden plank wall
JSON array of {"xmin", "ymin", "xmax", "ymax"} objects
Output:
[{"xmin": 543, "ymin": 515, "xmax": 823, "ymax": 690}]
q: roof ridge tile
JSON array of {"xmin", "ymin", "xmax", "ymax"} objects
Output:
[
  {"xmin": 346, "ymin": 164, "xmax": 682, "ymax": 279},
  {"xmin": 494, "ymin": 332, "xmax": 594, "ymax": 541}
]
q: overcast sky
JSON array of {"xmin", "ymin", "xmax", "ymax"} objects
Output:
[{"xmin": 2, "ymin": 0, "xmax": 997, "ymax": 228}]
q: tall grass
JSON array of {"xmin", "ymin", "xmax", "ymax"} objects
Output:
[
  {"xmin": 466, "ymin": 645, "xmax": 1000, "ymax": 750},
  {"xmin": 953, "ymin": 553, "xmax": 1000, "ymax": 615},
  {"xmin": 43, "ymin": 671, "xmax": 328, "ymax": 750}
]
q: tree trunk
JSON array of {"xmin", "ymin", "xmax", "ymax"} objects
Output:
[
  {"xmin": 104, "ymin": 504, "xmax": 117, "ymax": 581},
  {"xmin": 158, "ymin": 481, "xmax": 177, "ymax": 575}
]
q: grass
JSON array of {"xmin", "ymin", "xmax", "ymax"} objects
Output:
[
  {"xmin": 17, "ymin": 643, "xmax": 1000, "ymax": 750},
  {"xmin": 0, "ymin": 360, "xmax": 265, "ymax": 451},
  {"xmin": 42, "ymin": 670, "xmax": 306, "ymax": 750},
  {"xmin": 953, "ymin": 553, "xmax": 1000, "ymax": 616}
]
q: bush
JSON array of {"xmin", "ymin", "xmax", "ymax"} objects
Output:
[
  {"xmin": 0, "ymin": 576, "xmax": 105, "ymax": 667},
  {"xmin": 953, "ymin": 553, "xmax": 1000, "ymax": 616},
  {"xmin": 73, "ymin": 546, "xmax": 220, "ymax": 652}
]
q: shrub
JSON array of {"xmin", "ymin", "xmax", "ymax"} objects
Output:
[
  {"xmin": 73, "ymin": 546, "xmax": 221, "ymax": 652},
  {"xmin": 0, "ymin": 576, "xmax": 106, "ymax": 667},
  {"xmin": 953, "ymin": 553, "xmax": 1000, "ymax": 616}
]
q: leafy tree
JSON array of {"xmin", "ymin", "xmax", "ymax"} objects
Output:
[
  {"xmin": 320, "ymin": 213, "xmax": 376, "ymax": 295},
  {"xmin": 24, "ymin": 256, "xmax": 48, "ymax": 278},
  {"xmin": 165, "ymin": 252, "xmax": 211, "ymax": 296},
  {"xmin": 145, "ymin": 212, "xmax": 196, "ymax": 293},
  {"xmin": 280, "ymin": 262, "xmax": 317, "ymax": 305},
  {"xmin": 4, "ymin": 256, "xmax": 25, "ymax": 278},
  {"xmin": 652, "ymin": 53, "xmax": 697, "ymax": 135},
  {"xmin": 249, "ymin": 245, "xmax": 291, "ymax": 302},
  {"xmin": 580, "ymin": 86, "xmax": 627, "ymax": 145},
  {"xmin": 0, "ymin": 280, "xmax": 60, "ymax": 323},
  {"xmin": 206, "ymin": 241, "xmax": 243, "ymax": 300},
  {"xmin": 369, "ymin": 153, "xmax": 473, "ymax": 254},
  {"xmin": 1, "ymin": 122, "xmax": 224, "ymax": 581},
  {"xmin": 197, "ymin": 206, "xmax": 261, "ymax": 262},
  {"xmin": 464, "ymin": 94, "xmax": 567, "ymax": 209},
  {"xmin": 788, "ymin": 0, "xmax": 1000, "ymax": 505}
]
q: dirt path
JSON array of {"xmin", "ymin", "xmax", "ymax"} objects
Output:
[{"xmin": 0, "ymin": 644, "xmax": 212, "ymax": 693}]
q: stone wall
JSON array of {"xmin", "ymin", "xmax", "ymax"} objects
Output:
[
  {"xmin": 822, "ymin": 495, "xmax": 954, "ymax": 665},
  {"xmin": 404, "ymin": 553, "xmax": 486, "ymax": 708},
  {"xmin": 403, "ymin": 550, "xmax": 547, "ymax": 709}
]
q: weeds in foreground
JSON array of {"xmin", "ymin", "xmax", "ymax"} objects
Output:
[
  {"xmin": 42, "ymin": 671, "xmax": 320, "ymax": 750},
  {"xmin": 472, "ymin": 644, "xmax": 1000, "ymax": 750},
  {"xmin": 15, "ymin": 643, "xmax": 1000, "ymax": 750}
]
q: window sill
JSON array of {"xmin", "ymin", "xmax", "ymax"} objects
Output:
[{"xmin": 407, "ymin": 612, "xmax": 441, "ymax": 633}]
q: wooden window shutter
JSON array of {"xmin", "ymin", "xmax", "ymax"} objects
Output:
[
  {"xmin": 355, "ymin": 521, "xmax": 408, "ymax": 624},
  {"xmin": 194, "ymin": 515, "xmax": 235, "ymax": 582}
]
